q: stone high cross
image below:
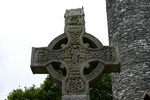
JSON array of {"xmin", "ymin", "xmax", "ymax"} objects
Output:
[{"xmin": 30, "ymin": 8, "xmax": 120, "ymax": 100}]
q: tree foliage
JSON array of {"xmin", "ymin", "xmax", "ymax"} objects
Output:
[
  {"xmin": 7, "ymin": 74, "xmax": 112, "ymax": 100},
  {"xmin": 90, "ymin": 74, "xmax": 113, "ymax": 100}
]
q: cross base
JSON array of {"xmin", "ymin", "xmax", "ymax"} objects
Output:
[{"xmin": 62, "ymin": 95, "xmax": 90, "ymax": 100}]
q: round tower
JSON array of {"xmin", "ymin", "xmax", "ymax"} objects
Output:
[{"xmin": 106, "ymin": 0, "xmax": 150, "ymax": 99}]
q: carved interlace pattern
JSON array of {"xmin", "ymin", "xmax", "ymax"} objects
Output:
[
  {"xmin": 34, "ymin": 46, "xmax": 116, "ymax": 65},
  {"xmin": 66, "ymin": 68, "xmax": 84, "ymax": 94}
]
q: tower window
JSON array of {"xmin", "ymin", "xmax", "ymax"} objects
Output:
[
  {"xmin": 144, "ymin": 94, "xmax": 150, "ymax": 100},
  {"xmin": 142, "ymin": 92, "xmax": 150, "ymax": 100}
]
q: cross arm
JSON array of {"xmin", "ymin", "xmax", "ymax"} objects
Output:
[
  {"xmin": 87, "ymin": 46, "xmax": 121, "ymax": 73},
  {"xmin": 30, "ymin": 47, "xmax": 63, "ymax": 74}
]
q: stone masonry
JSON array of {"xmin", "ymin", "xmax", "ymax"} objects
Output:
[{"xmin": 106, "ymin": 0, "xmax": 150, "ymax": 100}]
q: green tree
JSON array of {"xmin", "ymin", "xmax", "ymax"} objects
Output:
[
  {"xmin": 90, "ymin": 74, "xmax": 113, "ymax": 100},
  {"xmin": 7, "ymin": 74, "xmax": 112, "ymax": 100}
]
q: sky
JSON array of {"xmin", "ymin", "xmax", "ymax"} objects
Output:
[{"xmin": 0, "ymin": 0, "xmax": 108, "ymax": 99}]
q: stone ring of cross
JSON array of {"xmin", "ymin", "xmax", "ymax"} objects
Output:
[
  {"xmin": 31, "ymin": 31, "xmax": 120, "ymax": 91},
  {"xmin": 47, "ymin": 32, "xmax": 105, "ymax": 87}
]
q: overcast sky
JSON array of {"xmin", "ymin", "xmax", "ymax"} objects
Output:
[{"xmin": 0, "ymin": 0, "xmax": 108, "ymax": 99}]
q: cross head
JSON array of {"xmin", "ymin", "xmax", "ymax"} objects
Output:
[{"xmin": 30, "ymin": 7, "xmax": 120, "ymax": 100}]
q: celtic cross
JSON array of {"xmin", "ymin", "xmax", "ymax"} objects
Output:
[{"xmin": 30, "ymin": 8, "xmax": 120, "ymax": 100}]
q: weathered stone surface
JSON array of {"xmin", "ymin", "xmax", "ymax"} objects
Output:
[
  {"xmin": 106, "ymin": 0, "xmax": 150, "ymax": 100},
  {"xmin": 62, "ymin": 95, "xmax": 89, "ymax": 100},
  {"xmin": 31, "ymin": 7, "xmax": 120, "ymax": 100}
]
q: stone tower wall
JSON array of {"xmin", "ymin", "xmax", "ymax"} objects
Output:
[{"xmin": 106, "ymin": 0, "xmax": 150, "ymax": 99}]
